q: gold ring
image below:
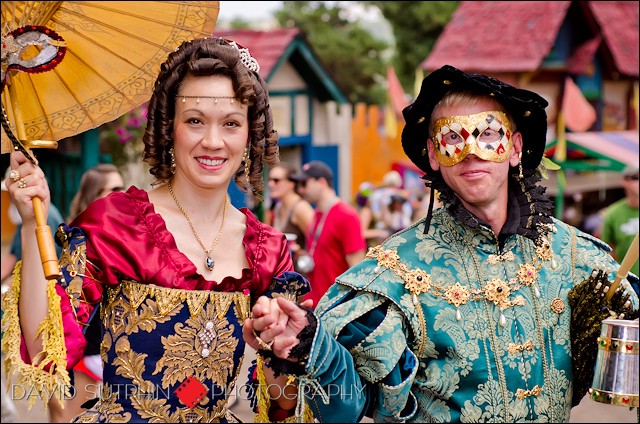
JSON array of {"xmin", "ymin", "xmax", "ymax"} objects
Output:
[
  {"xmin": 252, "ymin": 329, "xmax": 273, "ymax": 351},
  {"xmin": 9, "ymin": 169, "xmax": 20, "ymax": 182},
  {"xmin": 17, "ymin": 178, "xmax": 27, "ymax": 189}
]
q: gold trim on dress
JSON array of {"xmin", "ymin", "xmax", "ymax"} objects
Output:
[{"xmin": 0, "ymin": 261, "xmax": 71, "ymax": 410}]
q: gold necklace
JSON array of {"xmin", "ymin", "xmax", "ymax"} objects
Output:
[
  {"xmin": 168, "ymin": 179, "xmax": 228, "ymax": 271},
  {"xmin": 365, "ymin": 218, "xmax": 555, "ymax": 321}
]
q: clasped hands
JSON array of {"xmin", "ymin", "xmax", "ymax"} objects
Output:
[{"xmin": 243, "ymin": 296, "xmax": 312, "ymax": 361}]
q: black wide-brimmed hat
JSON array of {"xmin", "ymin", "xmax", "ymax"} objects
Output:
[{"xmin": 402, "ymin": 65, "xmax": 549, "ymax": 174}]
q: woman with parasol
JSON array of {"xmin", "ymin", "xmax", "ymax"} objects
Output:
[{"xmin": 3, "ymin": 37, "xmax": 313, "ymax": 422}]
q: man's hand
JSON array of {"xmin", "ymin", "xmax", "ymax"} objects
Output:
[{"xmin": 243, "ymin": 296, "xmax": 312, "ymax": 361}]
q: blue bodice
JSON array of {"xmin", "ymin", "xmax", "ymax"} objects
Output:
[{"xmin": 73, "ymin": 280, "xmax": 250, "ymax": 423}]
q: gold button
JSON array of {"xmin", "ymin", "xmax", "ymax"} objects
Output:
[
  {"xmin": 443, "ymin": 80, "xmax": 451, "ymax": 85},
  {"xmin": 524, "ymin": 110, "xmax": 531, "ymax": 116},
  {"xmin": 490, "ymin": 92, "xmax": 496, "ymax": 96},
  {"xmin": 417, "ymin": 117, "xmax": 426, "ymax": 123},
  {"xmin": 550, "ymin": 298, "xmax": 565, "ymax": 314}
]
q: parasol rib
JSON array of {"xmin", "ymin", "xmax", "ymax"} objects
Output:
[
  {"xmin": 63, "ymin": 47, "xmax": 139, "ymax": 110},
  {"xmin": 52, "ymin": 7, "xmax": 176, "ymax": 51},
  {"xmin": 8, "ymin": 1, "xmax": 18, "ymax": 30},
  {"xmin": 50, "ymin": 19, "xmax": 159, "ymax": 78},
  {"xmin": 20, "ymin": 74, "xmax": 57, "ymax": 140},
  {"xmin": 69, "ymin": 1, "xmax": 217, "ymax": 36},
  {"xmin": 33, "ymin": 1, "xmax": 62, "ymax": 26},
  {"xmin": 49, "ymin": 66, "xmax": 99, "ymax": 128},
  {"xmin": 20, "ymin": 1, "xmax": 37, "ymax": 27}
]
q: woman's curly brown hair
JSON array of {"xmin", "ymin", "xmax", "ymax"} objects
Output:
[{"xmin": 142, "ymin": 37, "xmax": 279, "ymax": 200}]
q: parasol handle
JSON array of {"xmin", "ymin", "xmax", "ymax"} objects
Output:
[
  {"xmin": 606, "ymin": 232, "xmax": 639, "ymax": 301},
  {"xmin": 32, "ymin": 196, "xmax": 62, "ymax": 280},
  {"xmin": 1, "ymin": 101, "xmax": 61, "ymax": 280}
]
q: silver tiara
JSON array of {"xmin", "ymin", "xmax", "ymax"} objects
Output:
[
  {"xmin": 173, "ymin": 38, "xmax": 260, "ymax": 73},
  {"xmin": 228, "ymin": 41, "xmax": 260, "ymax": 73}
]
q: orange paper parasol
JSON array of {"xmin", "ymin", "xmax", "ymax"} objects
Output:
[
  {"xmin": 1, "ymin": 1, "xmax": 219, "ymax": 278},
  {"xmin": 2, "ymin": 1, "xmax": 219, "ymax": 148}
]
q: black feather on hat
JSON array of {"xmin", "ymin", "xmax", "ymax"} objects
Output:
[{"xmin": 402, "ymin": 65, "xmax": 549, "ymax": 174}]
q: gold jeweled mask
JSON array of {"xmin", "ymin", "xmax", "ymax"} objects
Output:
[{"xmin": 432, "ymin": 110, "xmax": 513, "ymax": 166}]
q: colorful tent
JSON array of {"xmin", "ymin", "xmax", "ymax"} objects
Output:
[{"xmin": 545, "ymin": 130, "xmax": 639, "ymax": 172}]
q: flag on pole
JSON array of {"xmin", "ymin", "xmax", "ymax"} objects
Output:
[
  {"xmin": 562, "ymin": 76, "xmax": 597, "ymax": 132},
  {"xmin": 556, "ymin": 76, "xmax": 598, "ymax": 163},
  {"xmin": 633, "ymin": 81, "xmax": 639, "ymax": 130},
  {"xmin": 385, "ymin": 65, "xmax": 409, "ymax": 140},
  {"xmin": 555, "ymin": 109, "xmax": 567, "ymax": 163}
]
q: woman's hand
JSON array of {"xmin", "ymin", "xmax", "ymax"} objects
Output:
[
  {"xmin": 7, "ymin": 151, "xmax": 50, "ymax": 227},
  {"xmin": 243, "ymin": 296, "xmax": 312, "ymax": 361}
]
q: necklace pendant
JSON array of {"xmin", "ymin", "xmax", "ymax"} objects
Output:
[
  {"xmin": 456, "ymin": 309, "xmax": 462, "ymax": 321},
  {"xmin": 534, "ymin": 286, "xmax": 541, "ymax": 298},
  {"xmin": 499, "ymin": 312, "xmax": 507, "ymax": 327},
  {"xmin": 205, "ymin": 255, "xmax": 215, "ymax": 271}
]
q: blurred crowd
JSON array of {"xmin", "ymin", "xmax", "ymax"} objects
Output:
[
  {"xmin": 264, "ymin": 163, "xmax": 446, "ymax": 305},
  {"xmin": 353, "ymin": 169, "xmax": 442, "ymax": 248}
]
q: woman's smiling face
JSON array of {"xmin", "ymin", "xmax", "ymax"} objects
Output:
[{"xmin": 172, "ymin": 74, "xmax": 250, "ymax": 189}]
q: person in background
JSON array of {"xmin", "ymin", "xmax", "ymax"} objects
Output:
[
  {"xmin": 3, "ymin": 37, "xmax": 313, "ymax": 423},
  {"xmin": 45, "ymin": 164, "xmax": 124, "ymax": 423},
  {"xmin": 0, "ymin": 167, "xmax": 64, "ymax": 284},
  {"xmin": 355, "ymin": 181, "xmax": 389, "ymax": 248},
  {"xmin": 67, "ymin": 164, "xmax": 124, "ymax": 220},
  {"xmin": 602, "ymin": 164, "xmax": 639, "ymax": 279},
  {"xmin": 291, "ymin": 161, "xmax": 366, "ymax": 307},
  {"xmin": 370, "ymin": 169, "xmax": 412, "ymax": 224},
  {"xmin": 412, "ymin": 186, "xmax": 443, "ymax": 222},
  {"xmin": 383, "ymin": 192, "xmax": 413, "ymax": 234},
  {"xmin": 581, "ymin": 204, "xmax": 605, "ymax": 239},
  {"xmin": 266, "ymin": 162, "xmax": 315, "ymax": 275},
  {"xmin": 245, "ymin": 65, "xmax": 639, "ymax": 422}
]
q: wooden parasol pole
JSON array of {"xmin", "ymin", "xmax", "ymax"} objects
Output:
[
  {"xmin": 2, "ymin": 95, "xmax": 61, "ymax": 280},
  {"xmin": 606, "ymin": 232, "xmax": 639, "ymax": 301}
]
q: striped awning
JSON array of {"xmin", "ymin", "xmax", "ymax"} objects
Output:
[{"xmin": 545, "ymin": 130, "xmax": 639, "ymax": 171}]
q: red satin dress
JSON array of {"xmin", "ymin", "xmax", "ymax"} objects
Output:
[{"xmin": 21, "ymin": 186, "xmax": 294, "ymax": 372}]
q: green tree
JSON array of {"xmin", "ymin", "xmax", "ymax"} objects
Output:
[
  {"xmin": 229, "ymin": 17, "xmax": 251, "ymax": 30},
  {"xmin": 275, "ymin": 1, "xmax": 388, "ymax": 104},
  {"xmin": 364, "ymin": 1, "xmax": 459, "ymax": 95}
]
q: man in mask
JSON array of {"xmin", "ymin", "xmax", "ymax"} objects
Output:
[{"xmin": 244, "ymin": 65, "xmax": 639, "ymax": 423}]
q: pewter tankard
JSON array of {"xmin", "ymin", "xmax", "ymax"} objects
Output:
[{"xmin": 589, "ymin": 318, "xmax": 638, "ymax": 407}]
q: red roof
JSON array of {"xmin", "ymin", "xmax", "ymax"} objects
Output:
[
  {"xmin": 589, "ymin": 1, "xmax": 639, "ymax": 77},
  {"xmin": 421, "ymin": 1, "xmax": 571, "ymax": 73},
  {"xmin": 421, "ymin": 1, "xmax": 639, "ymax": 77},
  {"xmin": 210, "ymin": 28, "xmax": 300, "ymax": 78},
  {"xmin": 566, "ymin": 36, "xmax": 601, "ymax": 75}
]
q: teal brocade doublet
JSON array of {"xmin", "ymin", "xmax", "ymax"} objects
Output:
[{"xmin": 302, "ymin": 208, "xmax": 639, "ymax": 423}]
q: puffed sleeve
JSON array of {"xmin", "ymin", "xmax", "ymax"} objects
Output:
[
  {"xmin": 300, "ymin": 284, "xmax": 419, "ymax": 423},
  {"xmin": 1, "ymin": 224, "xmax": 102, "ymax": 410}
]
